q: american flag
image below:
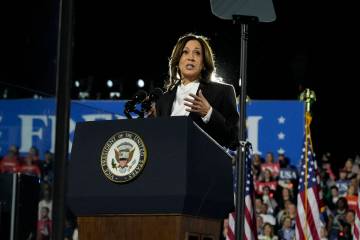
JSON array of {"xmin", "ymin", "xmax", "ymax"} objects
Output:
[
  {"xmin": 226, "ymin": 146, "xmax": 257, "ymax": 240},
  {"xmin": 354, "ymin": 186, "xmax": 360, "ymax": 239},
  {"xmin": 295, "ymin": 113, "xmax": 324, "ymax": 240}
]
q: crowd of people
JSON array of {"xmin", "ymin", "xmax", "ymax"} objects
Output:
[
  {"xmin": 1, "ymin": 143, "xmax": 359, "ymax": 240},
  {"xmin": 238, "ymin": 151, "xmax": 360, "ymax": 240},
  {"xmin": 0, "ymin": 145, "xmax": 78, "ymax": 240}
]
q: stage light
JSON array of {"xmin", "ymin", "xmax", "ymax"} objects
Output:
[
  {"xmin": 104, "ymin": 79, "xmax": 122, "ymax": 99},
  {"xmin": 110, "ymin": 92, "xmax": 121, "ymax": 99},
  {"xmin": 79, "ymin": 91, "xmax": 89, "ymax": 99},
  {"xmin": 75, "ymin": 80, "xmax": 80, "ymax": 88},
  {"xmin": 137, "ymin": 79, "xmax": 145, "ymax": 88},
  {"xmin": 107, "ymin": 80, "xmax": 113, "ymax": 88}
]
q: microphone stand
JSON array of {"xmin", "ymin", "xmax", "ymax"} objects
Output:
[
  {"xmin": 134, "ymin": 109, "xmax": 144, "ymax": 118},
  {"xmin": 124, "ymin": 109, "xmax": 132, "ymax": 119},
  {"xmin": 124, "ymin": 106, "xmax": 144, "ymax": 119}
]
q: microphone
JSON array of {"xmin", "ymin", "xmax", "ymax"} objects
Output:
[
  {"xmin": 124, "ymin": 90, "xmax": 147, "ymax": 119},
  {"xmin": 141, "ymin": 88, "xmax": 163, "ymax": 112}
]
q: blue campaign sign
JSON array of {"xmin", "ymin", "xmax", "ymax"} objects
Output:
[
  {"xmin": 0, "ymin": 99, "xmax": 304, "ymax": 165},
  {"xmin": 0, "ymin": 99, "xmax": 125, "ymax": 160},
  {"xmin": 247, "ymin": 100, "xmax": 305, "ymax": 165}
]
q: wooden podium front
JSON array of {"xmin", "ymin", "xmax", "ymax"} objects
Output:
[
  {"xmin": 68, "ymin": 117, "xmax": 234, "ymax": 240},
  {"xmin": 78, "ymin": 215, "xmax": 221, "ymax": 240}
]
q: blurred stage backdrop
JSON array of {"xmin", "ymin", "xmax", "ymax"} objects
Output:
[{"xmin": 0, "ymin": 99, "xmax": 304, "ymax": 166}]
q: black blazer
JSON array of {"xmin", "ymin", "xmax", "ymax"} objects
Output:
[{"xmin": 156, "ymin": 81, "xmax": 239, "ymax": 150}]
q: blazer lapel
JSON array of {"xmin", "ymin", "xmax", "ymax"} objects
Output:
[
  {"xmin": 197, "ymin": 82, "xmax": 208, "ymax": 97},
  {"xmin": 163, "ymin": 85, "xmax": 178, "ymax": 116}
]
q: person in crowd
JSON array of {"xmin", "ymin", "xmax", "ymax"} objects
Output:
[
  {"xmin": 252, "ymin": 153, "xmax": 263, "ymax": 180},
  {"xmin": 19, "ymin": 154, "xmax": 41, "ymax": 177},
  {"xmin": 0, "ymin": 144, "xmax": 20, "ymax": 173},
  {"xmin": 344, "ymin": 184, "xmax": 358, "ymax": 211},
  {"xmin": 286, "ymin": 203, "xmax": 297, "ymax": 228},
  {"xmin": 26, "ymin": 146, "xmax": 40, "ymax": 163},
  {"xmin": 256, "ymin": 197, "xmax": 264, "ymax": 214},
  {"xmin": 336, "ymin": 169, "xmax": 350, "ymax": 197},
  {"xmin": 276, "ymin": 188, "xmax": 294, "ymax": 211},
  {"xmin": 327, "ymin": 186, "xmax": 340, "ymax": 210},
  {"xmin": 153, "ymin": 33, "xmax": 239, "ymax": 150},
  {"xmin": 36, "ymin": 207, "xmax": 52, "ymax": 240},
  {"xmin": 261, "ymin": 169, "xmax": 274, "ymax": 183},
  {"xmin": 328, "ymin": 197, "xmax": 348, "ymax": 239},
  {"xmin": 277, "ymin": 154, "xmax": 297, "ymax": 190},
  {"xmin": 262, "ymin": 186, "xmax": 278, "ymax": 214},
  {"xmin": 38, "ymin": 185, "xmax": 53, "ymax": 221},
  {"xmin": 40, "ymin": 150, "xmax": 54, "ymax": 183},
  {"xmin": 277, "ymin": 216, "xmax": 295, "ymax": 240},
  {"xmin": 320, "ymin": 226, "xmax": 329, "ymax": 240},
  {"xmin": 344, "ymin": 209, "xmax": 356, "ymax": 235},
  {"xmin": 265, "ymin": 152, "xmax": 275, "ymax": 164},
  {"xmin": 343, "ymin": 158, "xmax": 356, "ymax": 179},
  {"xmin": 256, "ymin": 215, "xmax": 265, "ymax": 236},
  {"xmin": 261, "ymin": 152, "xmax": 280, "ymax": 179},
  {"xmin": 320, "ymin": 152, "xmax": 336, "ymax": 181},
  {"xmin": 276, "ymin": 200, "xmax": 293, "ymax": 225},
  {"xmin": 259, "ymin": 201, "xmax": 276, "ymax": 226},
  {"xmin": 258, "ymin": 222, "xmax": 279, "ymax": 240}
]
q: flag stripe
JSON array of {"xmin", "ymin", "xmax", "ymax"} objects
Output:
[
  {"xmin": 295, "ymin": 113, "xmax": 323, "ymax": 240},
  {"xmin": 295, "ymin": 201, "xmax": 305, "ymax": 240},
  {"xmin": 297, "ymin": 194, "xmax": 311, "ymax": 240},
  {"xmin": 302, "ymin": 190, "xmax": 321, "ymax": 240},
  {"xmin": 227, "ymin": 213, "xmax": 235, "ymax": 240},
  {"xmin": 354, "ymin": 187, "xmax": 360, "ymax": 240},
  {"xmin": 227, "ymin": 147, "xmax": 257, "ymax": 240},
  {"xmin": 296, "ymin": 188, "xmax": 322, "ymax": 238},
  {"xmin": 309, "ymin": 186, "xmax": 323, "ymax": 239},
  {"xmin": 245, "ymin": 197, "xmax": 255, "ymax": 240}
]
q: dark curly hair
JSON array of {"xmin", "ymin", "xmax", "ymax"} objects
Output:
[{"xmin": 165, "ymin": 33, "xmax": 215, "ymax": 91}]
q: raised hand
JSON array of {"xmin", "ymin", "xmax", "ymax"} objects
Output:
[{"xmin": 184, "ymin": 90, "xmax": 211, "ymax": 117}]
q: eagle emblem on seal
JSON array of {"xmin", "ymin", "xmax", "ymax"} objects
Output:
[{"xmin": 113, "ymin": 142, "xmax": 135, "ymax": 169}]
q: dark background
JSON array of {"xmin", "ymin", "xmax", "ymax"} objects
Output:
[{"xmin": 1, "ymin": 0, "xmax": 358, "ymax": 167}]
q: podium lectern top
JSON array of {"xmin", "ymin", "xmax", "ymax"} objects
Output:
[{"xmin": 68, "ymin": 117, "xmax": 234, "ymax": 219}]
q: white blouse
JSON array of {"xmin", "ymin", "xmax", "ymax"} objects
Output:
[
  {"xmin": 170, "ymin": 80, "xmax": 212, "ymax": 122},
  {"xmin": 171, "ymin": 81, "xmax": 200, "ymax": 117}
]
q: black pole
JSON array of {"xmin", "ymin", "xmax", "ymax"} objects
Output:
[
  {"xmin": 235, "ymin": 22, "xmax": 248, "ymax": 240},
  {"xmin": 233, "ymin": 15, "xmax": 257, "ymax": 240},
  {"xmin": 52, "ymin": 0, "xmax": 73, "ymax": 239}
]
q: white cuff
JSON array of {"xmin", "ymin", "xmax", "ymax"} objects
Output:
[{"xmin": 201, "ymin": 107, "xmax": 213, "ymax": 123}]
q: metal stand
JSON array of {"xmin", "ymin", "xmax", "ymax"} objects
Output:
[
  {"xmin": 210, "ymin": 0, "xmax": 275, "ymax": 237},
  {"xmin": 233, "ymin": 15, "xmax": 258, "ymax": 240},
  {"xmin": 53, "ymin": 0, "xmax": 74, "ymax": 239}
]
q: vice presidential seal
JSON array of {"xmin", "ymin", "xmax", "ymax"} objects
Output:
[{"xmin": 100, "ymin": 131, "xmax": 147, "ymax": 183}]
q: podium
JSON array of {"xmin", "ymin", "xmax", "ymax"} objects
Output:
[{"xmin": 68, "ymin": 117, "xmax": 234, "ymax": 240}]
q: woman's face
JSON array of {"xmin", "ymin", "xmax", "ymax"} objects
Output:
[
  {"xmin": 178, "ymin": 40, "xmax": 204, "ymax": 82},
  {"xmin": 331, "ymin": 188, "xmax": 338, "ymax": 197},
  {"xmin": 264, "ymin": 224, "xmax": 272, "ymax": 236},
  {"xmin": 345, "ymin": 211, "xmax": 355, "ymax": 223},
  {"xmin": 345, "ymin": 160, "xmax": 352, "ymax": 169},
  {"xmin": 264, "ymin": 169, "xmax": 272, "ymax": 180},
  {"xmin": 265, "ymin": 153, "xmax": 273, "ymax": 163},
  {"xmin": 282, "ymin": 188, "xmax": 290, "ymax": 199},
  {"xmin": 283, "ymin": 218, "xmax": 291, "ymax": 228},
  {"xmin": 347, "ymin": 185, "xmax": 355, "ymax": 195}
]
